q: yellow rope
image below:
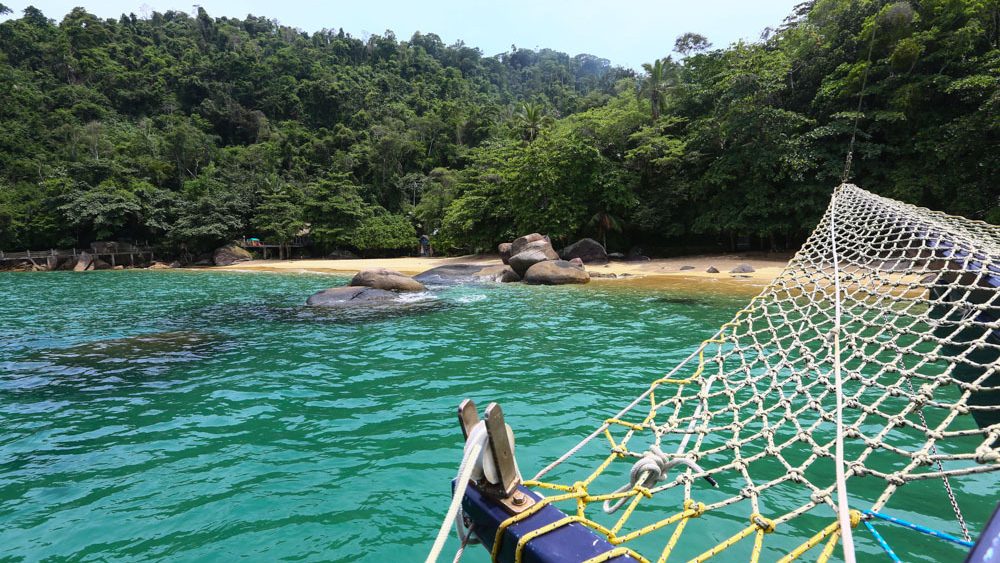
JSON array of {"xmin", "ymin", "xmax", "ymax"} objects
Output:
[
  {"xmin": 504, "ymin": 290, "xmax": 871, "ymax": 562},
  {"xmin": 817, "ymin": 529, "xmax": 842, "ymax": 563},
  {"xmin": 583, "ymin": 547, "xmax": 650, "ymax": 563},
  {"xmin": 778, "ymin": 511, "xmax": 860, "ymax": 563}
]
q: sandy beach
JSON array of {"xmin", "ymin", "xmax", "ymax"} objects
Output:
[{"xmin": 217, "ymin": 252, "xmax": 793, "ymax": 295}]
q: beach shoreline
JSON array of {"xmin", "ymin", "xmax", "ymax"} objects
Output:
[{"xmin": 215, "ymin": 252, "xmax": 792, "ymax": 295}]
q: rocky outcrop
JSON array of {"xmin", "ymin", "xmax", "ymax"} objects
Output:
[
  {"xmin": 730, "ymin": 263, "xmax": 755, "ymax": 274},
  {"xmin": 307, "ymin": 286, "xmax": 399, "ymax": 307},
  {"xmin": 498, "ymin": 243, "xmax": 513, "ymax": 265},
  {"xmin": 413, "ymin": 263, "xmax": 519, "ymax": 285},
  {"xmin": 213, "ymin": 243, "xmax": 252, "ymax": 266},
  {"xmin": 561, "ymin": 238, "xmax": 608, "ymax": 264},
  {"xmin": 349, "ymin": 268, "xmax": 426, "ymax": 292},
  {"xmin": 480, "ymin": 265, "xmax": 521, "ymax": 283},
  {"xmin": 508, "ymin": 240, "xmax": 559, "ymax": 277},
  {"xmin": 510, "ymin": 233, "xmax": 548, "ymax": 257},
  {"xmin": 92, "ymin": 257, "xmax": 112, "ymax": 270},
  {"xmin": 522, "ymin": 260, "xmax": 590, "ymax": 285},
  {"xmin": 147, "ymin": 261, "xmax": 173, "ymax": 269},
  {"xmin": 73, "ymin": 252, "xmax": 94, "ymax": 271}
]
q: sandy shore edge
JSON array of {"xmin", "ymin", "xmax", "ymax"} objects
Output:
[{"xmin": 215, "ymin": 252, "xmax": 792, "ymax": 295}]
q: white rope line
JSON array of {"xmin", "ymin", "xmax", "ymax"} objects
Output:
[
  {"xmin": 829, "ymin": 186, "xmax": 856, "ymax": 562},
  {"xmin": 427, "ymin": 423, "xmax": 487, "ymax": 563}
]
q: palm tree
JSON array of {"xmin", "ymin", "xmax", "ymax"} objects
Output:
[
  {"xmin": 515, "ymin": 102, "xmax": 552, "ymax": 141},
  {"xmin": 638, "ymin": 58, "xmax": 674, "ymax": 121},
  {"xmin": 589, "ymin": 211, "xmax": 623, "ymax": 250}
]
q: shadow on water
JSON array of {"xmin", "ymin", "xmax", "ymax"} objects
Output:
[
  {"xmin": 6, "ymin": 331, "xmax": 226, "ymax": 394},
  {"xmin": 194, "ymin": 291, "xmax": 461, "ymax": 325},
  {"xmin": 289, "ymin": 297, "xmax": 458, "ymax": 324},
  {"xmin": 642, "ymin": 295, "xmax": 713, "ymax": 306}
]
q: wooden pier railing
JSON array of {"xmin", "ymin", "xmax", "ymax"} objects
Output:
[{"xmin": 0, "ymin": 246, "xmax": 154, "ymax": 264}]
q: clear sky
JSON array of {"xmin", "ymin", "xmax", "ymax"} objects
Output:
[{"xmin": 1, "ymin": 0, "xmax": 802, "ymax": 69}]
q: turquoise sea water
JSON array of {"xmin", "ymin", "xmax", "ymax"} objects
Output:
[{"xmin": 0, "ymin": 271, "xmax": 990, "ymax": 561}]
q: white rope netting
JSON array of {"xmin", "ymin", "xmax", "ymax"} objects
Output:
[{"xmin": 522, "ymin": 184, "xmax": 1000, "ymax": 562}]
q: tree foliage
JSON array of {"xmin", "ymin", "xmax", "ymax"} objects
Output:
[{"xmin": 0, "ymin": 2, "xmax": 996, "ymax": 258}]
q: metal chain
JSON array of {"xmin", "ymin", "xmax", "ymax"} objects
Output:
[{"xmin": 904, "ymin": 377, "xmax": 972, "ymax": 542}]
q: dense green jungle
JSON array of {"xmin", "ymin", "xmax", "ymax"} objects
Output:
[{"xmin": 0, "ymin": 0, "xmax": 996, "ymax": 258}]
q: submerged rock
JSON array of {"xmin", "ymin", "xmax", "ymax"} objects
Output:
[
  {"xmin": 730, "ymin": 263, "xmax": 755, "ymax": 274},
  {"xmin": 522, "ymin": 260, "xmax": 590, "ymax": 285},
  {"xmin": 349, "ymin": 268, "xmax": 426, "ymax": 292},
  {"xmin": 307, "ymin": 286, "xmax": 399, "ymax": 306},
  {"xmin": 413, "ymin": 263, "xmax": 519, "ymax": 285},
  {"xmin": 561, "ymin": 238, "xmax": 608, "ymax": 264},
  {"xmin": 214, "ymin": 243, "xmax": 252, "ymax": 266}
]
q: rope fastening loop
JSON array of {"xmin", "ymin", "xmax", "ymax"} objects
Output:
[{"xmin": 603, "ymin": 446, "xmax": 716, "ymax": 514}]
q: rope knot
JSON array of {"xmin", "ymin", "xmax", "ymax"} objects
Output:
[
  {"xmin": 849, "ymin": 510, "xmax": 862, "ymax": 528},
  {"xmin": 571, "ymin": 481, "xmax": 588, "ymax": 495},
  {"xmin": 975, "ymin": 449, "xmax": 1000, "ymax": 464},
  {"xmin": 635, "ymin": 486, "xmax": 652, "ymax": 499},
  {"xmin": 886, "ymin": 473, "xmax": 906, "ymax": 486},
  {"xmin": 750, "ymin": 514, "xmax": 776, "ymax": 533},
  {"xmin": 786, "ymin": 468, "xmax": 804, "ymax": 483},
  {"xmin": 684, "ymin": 499, "xmax": 707, "ymax": 517}
]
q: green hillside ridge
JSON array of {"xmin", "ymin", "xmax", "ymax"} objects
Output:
[{"xmin": 0, "ymin": 1, "xmax": 996, "ymax": 258}]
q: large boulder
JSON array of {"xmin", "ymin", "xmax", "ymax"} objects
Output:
[
  {"xmin": 73, "ymin": 252, "xmax": 94, "ymax": 271},
  {"xmin": 508, "ymin": 240, "xmax": 559, "ymax": 277},
  {"xmin": 307, "ymin": 286, "xmax": 399, "ymax": 307},
  {"xmin": 349, "ymin": 268, "xmax": 426, "ymax": 292},
  {"xmin": 477, "ymin": 265, "xmax": 521, "ymax": 283},
  {"xmin": 498, "ymin": 243, "xmax": 513, "ymax": 265},
  {"xmin": 730, "ymin": 263, "xmax": 755, "ymax": 274},
  {"xmin": 413, "ymin": 263, "xmax": 519, "ymax": 285},
  {"xmin": 214, "ymin": 244, "xmax": 253, "ymax": 266},
  {"xmin": 561, "ymin": 238, "xmax": 608, "ymax": 264},
  {"xmin": 523, "ymin": 260, "xmax": 590, "ymax": 285},
  {"xmin": 92, "ymin": 257, "xmax": 112, "ymax": 270},
  {"xmin": 510, "ymin": 233, "xmax": 548, "ymax": 257}
]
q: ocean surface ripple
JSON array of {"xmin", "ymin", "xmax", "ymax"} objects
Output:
[{"xmin": 0, "ymin": 271, "xmax": 984, "ymax": 562}]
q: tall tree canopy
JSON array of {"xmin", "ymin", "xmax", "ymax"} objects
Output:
[{"xmin": 0, "ymin": 1, "xmax": 996, "ymax": 258}]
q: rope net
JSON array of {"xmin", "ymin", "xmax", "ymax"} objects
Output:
[{"xmin": 513, "ymin": 184, "xmax": 1000, "ymax": 562}]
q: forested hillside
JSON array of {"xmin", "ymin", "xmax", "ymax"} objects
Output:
[{"xmin": 0, "ymin": 1, "xmax": 996, "ymax": 258}]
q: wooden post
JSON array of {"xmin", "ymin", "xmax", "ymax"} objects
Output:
[
  {"xmin": 110, "ymin": 253, "xmax": 116, "ymax": 267},
  {"xmin": 130, "ymin": 253, "xmax": 134, "ymax": 266}
]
